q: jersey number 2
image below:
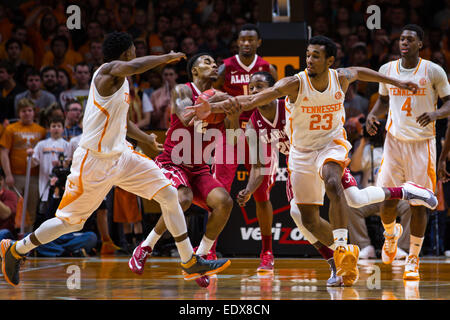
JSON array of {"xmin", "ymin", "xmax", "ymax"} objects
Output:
[
  {"xmin": 309, "ymin": 114, "xmax": 333, "ymax": 130},
  {"xmin": 401, "ymin": 97, "xmax": 412, "ymax": 117}
]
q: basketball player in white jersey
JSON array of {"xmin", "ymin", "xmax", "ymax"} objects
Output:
[
  {"xmin": 187, "ymin": 35, "xmax": 435, "ymax": 286},
  {"xmin": 0, "ymin": 32, "xmax": 231, "ymax": 287},
  {"xmin": 367, "ymin": 24, "xmax": 450, "ymax": 281}
]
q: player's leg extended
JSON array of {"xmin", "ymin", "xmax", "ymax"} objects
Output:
[
  {"xmin": 289, "ymin": 199, "xmax": 342, "ymax": 286},
  {"xmin": 255, "ymin": 200, "xmax": 275, "ymax": 272},
  {"xmin": 322, "ymin": 161, "xmax": 360, "ymax": 286}
]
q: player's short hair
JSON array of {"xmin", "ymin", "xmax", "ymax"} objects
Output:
[
  {"xmin": 308, "ymin": 35, "xmax": 337, "ymax": 58},
  {"xmin": 239, "ymin": 23, "xmax": 261, "ymax": 39},
  {"xmin": 186, "ymin": 52, "xmax": 212, "ymax": 80},
  {"xmin": 251, "ymin": 71, "xmax": 275, "ymax": 87},
  {"xmin": 102, "ymin": 31, "xmax": 134, "ymax": 62},
  {"xmin": 401, "ymin": 24, "xmax": 424, "ymax": 41}
]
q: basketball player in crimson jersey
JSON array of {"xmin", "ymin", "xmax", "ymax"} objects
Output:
[
  {"xmin": 367, "ymin": 24, "xmax": 450, "ymax": 281},
  {"xmin": 189, "ymin": 35, "xmax": 436, "ymax": 286},
  {"xmin": 213, "ymin": 23, "xmax": 279, "ymax": 272},
  {"xmin": 129, "ymin": 53, "xmax": 239, "ymax": 286}
]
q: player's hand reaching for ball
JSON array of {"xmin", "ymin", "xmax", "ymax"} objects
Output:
[
  {"xmin": 395, "ymin": 80, "xmax": 418, "ymax": 94},
  {"xmin": 166, "ymin": 51, "xmax": 186, "ymax": 64}
]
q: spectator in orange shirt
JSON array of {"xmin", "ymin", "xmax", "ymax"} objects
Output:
[
  {"xmin": 148, "ymin": 15, "xmax": 171, "ymax": 55},
  {"xmin": 41, "ymin": 36, "xmax": 83, "ymax": 82},
  {"xmin": 0, "ymin": 25, "xmax": 34, "ymax": 69},
  {"xmin": 0, "ymin": 98, "xmax": 46, "ymax": 231},
  {"xmin": 79, "ymin": 21, "xmax": 105, "ymax": 60}
]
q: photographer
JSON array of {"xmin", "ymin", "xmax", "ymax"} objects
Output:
[
  {"xmin": 27, "ymin": 117, "xmax": 97, "ymax": 257},
  {"xmin": 27, "ymin": 117, "xmax": 70, "ymax": 227},
  {"xmin": 346, "ymin": 116, "xmax": 411, "ymax": 259}
]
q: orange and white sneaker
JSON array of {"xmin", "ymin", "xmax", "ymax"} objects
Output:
[
  {"xmin": 382, "ymin": 223, "xmax": 403, "ymax": 265},
  {"xmin": 333, "ymin": 244, "xmax": 360, "ymax": 286},
  {"xmin": 403, "ymin": 255, "xmax": 420, "ymax": 281}
]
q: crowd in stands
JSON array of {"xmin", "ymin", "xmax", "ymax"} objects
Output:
[{"xmin": 0, "ymin": 0, "xmax": 448, "ymax": 257}]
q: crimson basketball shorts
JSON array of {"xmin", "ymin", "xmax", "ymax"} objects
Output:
[{"xmin": 155, "ymin": 155, "xmax": 224, "ymax": 211}]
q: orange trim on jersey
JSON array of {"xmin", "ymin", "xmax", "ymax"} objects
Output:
[
  {"xmin": 396, "ymin": 60, "xmax": 400, "ymax": 75},
  {"xmin": 334, "ymin": 70, "xmax": 342, "ymax": 92},
  {"xmin": 58, "ymin": 149, "xmax": 89, "ymax": 210},
  {"xmin": 133, "ymin": 150, "xmax": 153, "ymax": 161},
  {"xmin": 285, "ymin": 103, "xmax": 291, "ymax": 114},
  {"xmin": 299, "ymin": 74, "xmax": 303, "ymax": 95},
  {"xmin": 413, "ymin": 58, "xmax": 422, "ymax": 75},
  {"xmin": 149, "ymin": 183, "xmax": 172, "ymax": 200},
  {"xmin": 289, "ymin": 117, "xmax": 294, "ymax": 144},
  {"xmin": 304, "ymin": 69, "xmax": 313, "ymax": 90},
  {"xmin": 93, "ymin": 99, "xmax": 110, "ymax": 152},
  {"xmin": 386, "ymin": 110, "xmax": 393, "ymax": 133},
  {"xmin": 333, "ymin": 139, "xmax": 350, "ymax": 158},
  {"xmin": 427, "ymin": 140, "xmax": 437, "ymax": 192},
  {"xmin": 378, "ymin": 156, "xmax": 384, "ymax": 176}
]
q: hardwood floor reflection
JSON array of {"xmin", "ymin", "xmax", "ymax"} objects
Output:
[{"xmin": 1, "ymin": 256, "xmax": 450, "ymax": 300}]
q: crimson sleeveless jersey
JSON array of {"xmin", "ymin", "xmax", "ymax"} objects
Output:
[
  {"xmin": 158, "ymin": 82, "xmax": 224, "ymax": 167},
  {"xmin": 248, "ymin": 99, "xmax": 290, "ymax": 158},
  {"xmin": 222, "ymin": 54, "xmax": 271, "ymax": 127}
]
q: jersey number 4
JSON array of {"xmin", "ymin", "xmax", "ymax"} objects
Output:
[
  {"xmin": 309, "ymin": 114, "xmax": 333, "ymax": 130},
  {"xmin": 401, "ymin": 97, "xmax": 412, "ymax": 117}
]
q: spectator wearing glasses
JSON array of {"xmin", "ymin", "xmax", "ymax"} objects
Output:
[{"xmin": 63, "ymin": 100, "xmax": 83, "ymax": 141}]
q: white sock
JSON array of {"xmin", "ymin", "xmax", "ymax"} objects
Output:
[
  {"xmin": 344, "ymin": 186, "xmax": 386, "ymax": 208},
  {"xmin": 16, "ymin": 217, "xmax": 83, "ymax": 255},
  {"xmin": 333, "ymin": 229, "xmax": 348, "ymax": 247},
  {"xmin": 141, "ymin": 229, "xmax": 161, "ymax": 250},
  {"xmin": 196, "ymin": 235, "xmax": 215, "ymax": 256},
  {"xmin": 175, "ymin": 238, "xmax": 194, "ymax": 263},
  {"xmin": 409, "ymin": 235, "xmax": 424, "ymax": 257}
]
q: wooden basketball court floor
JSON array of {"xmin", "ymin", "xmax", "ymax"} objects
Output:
[{"xmin": 1, "ymin": 256, "xmax": 450, "ymax": 300}]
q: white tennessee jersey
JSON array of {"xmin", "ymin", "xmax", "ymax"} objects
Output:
[
  {"xmin": 285, "ymin": 69, "xmax": 347, "ymax": 150},
  {"xmin": 379, "ymin": 58, "xmax": 450, "ymax": 141},
  {"xmin": 79, "ymin": 64, "xmax": 130, "ymax": 155}
]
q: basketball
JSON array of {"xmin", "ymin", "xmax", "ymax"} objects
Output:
[{"xmin": 198, "ymin": 89, "xmax": 226, "ymax": 124}]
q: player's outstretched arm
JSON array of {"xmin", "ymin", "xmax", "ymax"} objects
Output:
[
  {"xmin": 190, "ymin": 76, "xmax": 299, "ymax": 119},
  {"xmin": 337, "ymin": 67, "xmax": 418, "ymax": 94},
  {"xmin": 105, "ymin": 51, "xmax": 186, "ymax": 77}
]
